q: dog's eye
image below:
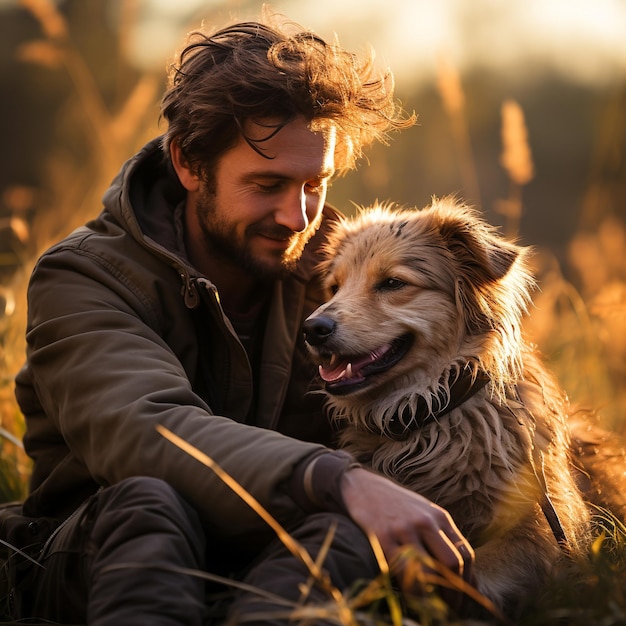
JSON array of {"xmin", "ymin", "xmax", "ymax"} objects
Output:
[
  {"xmin": 328, "ymin": 283, "xmax": 339, "ymax": 296},
  {"xmin": 377, "ymin": 278, "xmax": 406, "ymax": 292}
]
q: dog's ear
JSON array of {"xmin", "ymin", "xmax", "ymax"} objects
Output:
[
  {"xmin": 436, "ymin": 206, "xmax": 519, "ymax": 285},
  {"xmin": 433, "ymin": 202, "xmax": 530, "ymax": 336}
]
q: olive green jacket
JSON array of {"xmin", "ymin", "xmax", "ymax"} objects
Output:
[{"xmin": 15, "ymin": 138, "xmax": 340, "ymax": 545}]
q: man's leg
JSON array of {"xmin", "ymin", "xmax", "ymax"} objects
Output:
[
  {"xmin": 22, "ymin": 476, "xmax": 207, "ymax": 625},
  {"xmin": 227, "ymin": 512, "xmax": 381, "ymax": 625}
]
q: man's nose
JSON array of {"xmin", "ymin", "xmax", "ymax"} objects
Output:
[{"xmin": 274, "ymin": 187, "xmax": 309, "ymax": 233}]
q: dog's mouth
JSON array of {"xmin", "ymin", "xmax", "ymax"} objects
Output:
[{"xmin": 316, "ymin": 333, "xmax": 414, "ymax": 395}]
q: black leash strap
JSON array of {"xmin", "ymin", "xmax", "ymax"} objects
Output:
[
  {"xmin": 532, "ymin": 448, "xmax": 571, "ymax": 553},
  {"xmin": 510, "ymin": 394, "xmax": 571, "ymax": 553}
]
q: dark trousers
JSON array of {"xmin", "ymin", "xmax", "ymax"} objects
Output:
[{"xmin": 6, "ymin": 477, "xmax": 380, "ymax": 625}]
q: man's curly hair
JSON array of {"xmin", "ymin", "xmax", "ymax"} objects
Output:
[{"xmin": 160, "ymin": 12, "xmax": 415, "ymax": 180}]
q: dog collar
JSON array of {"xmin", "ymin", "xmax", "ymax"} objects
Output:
[{"xmin": 384, "ymin": 367, "xmax": 491, "ymax": 440}]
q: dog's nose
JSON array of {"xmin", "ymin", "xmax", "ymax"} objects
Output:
[{"xmin": 303, "ymin": 316, "xmax": 336, "ymax": 346}]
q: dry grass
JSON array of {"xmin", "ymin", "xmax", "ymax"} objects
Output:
[
  {"xmin": 158, "ymin": 426, "xmax": 511, "ymax": 626},
  {"xmin": 1, "ymin": 0, "xmax": 161, "ymax": 500},
  {"xmin": 154, "ymin": 427, "xmax": 626, "ymax": 625},
  {"xmin": 0, "ymin": 3, "xmax": 625, "ymax": 623}
]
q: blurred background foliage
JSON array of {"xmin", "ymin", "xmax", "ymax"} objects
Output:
[{"xmin": 0, "ymin": 0, "xmax": 624, "ymax": 502}]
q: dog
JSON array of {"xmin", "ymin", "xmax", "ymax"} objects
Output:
[{"xmin": 303, "ymin": 197, "xmax": 625, "ymax": 615}]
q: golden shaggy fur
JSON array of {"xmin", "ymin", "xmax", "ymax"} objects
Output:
[{"xmin": 303, "ymin": 198, "xmax": 623, "ymax": 614}]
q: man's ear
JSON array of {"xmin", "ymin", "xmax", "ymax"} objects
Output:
[{"xmin": 170, "ymin": 140, "xmax": 202, "ymax": 192}]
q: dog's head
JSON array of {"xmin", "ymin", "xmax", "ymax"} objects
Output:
[{"xmin": 303, "ymin": 198, "xmax": 534, "ymax": 415}]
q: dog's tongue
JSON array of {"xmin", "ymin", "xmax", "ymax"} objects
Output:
[
  {"xmin": 318, "ymin": 344, "xmax": 391, "ymax": 383},
  {"xmin": 318, "ymin": 358, "xmax": 359, "ymax": 383}
]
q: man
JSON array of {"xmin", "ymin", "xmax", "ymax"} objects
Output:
[{"xmin": 6, "ymin": 13, "xmax": 473, "ymax": 624}]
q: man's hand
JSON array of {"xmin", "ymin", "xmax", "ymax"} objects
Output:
[{"xmin": 340, "ymin": 467, "xmax": 475, "ymax": 597}]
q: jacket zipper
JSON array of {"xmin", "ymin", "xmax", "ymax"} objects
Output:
[{"xmin": 179, "ymin": 269, "xmax": 200, "ymax": 308}]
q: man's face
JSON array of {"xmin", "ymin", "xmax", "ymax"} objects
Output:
[{"xmin": 186, "ymin": 117, "xmax": 336, "ymax": 281}]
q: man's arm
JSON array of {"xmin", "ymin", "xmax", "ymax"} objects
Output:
[{"xmin": 21, "ymin": 244, "xmax": 326, "ymax": 539}]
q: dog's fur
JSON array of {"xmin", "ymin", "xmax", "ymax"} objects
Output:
[{"xmin": 303, "ymin": 198, "xmax": 625, "ymax": 614}]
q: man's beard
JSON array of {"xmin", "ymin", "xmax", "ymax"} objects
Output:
[{"xmin": 195, "ymin": 186, "xmax": 322, "ymax": 282}]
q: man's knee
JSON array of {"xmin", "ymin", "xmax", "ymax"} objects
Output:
[
  {"xmin": 244, "ymin": 512, "xmax": 380, "ymax": 591},
  {"xmin": 228, "ymin": 513, "xmax": 380, "ymax": 624},
  {"xmin": 290, "ymin": 512, "xmax": 380, "ymax": 582},
  {"xmin": 90, "ymin": 476, "xmax": 206, "ymax": 558},
  {"xmin": 96, "ymin": 475, "xmax": 194, "ymax": 514}
]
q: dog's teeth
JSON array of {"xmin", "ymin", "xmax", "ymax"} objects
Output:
[
  {"xmin": 329, "ymin": 354, "xmax": 337, "ymax": 366},
  {"xmin": 319, "ymin": 363, "xmax": 347, "ymax": 383},
  {"xmin": 345, "ymin": 363, "xmax": 353, "ymax": 378}
]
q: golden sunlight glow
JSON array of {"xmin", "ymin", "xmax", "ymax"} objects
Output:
[{"xmin": 113, "ymin": 0, "xmax": 626, "ymax": 89}]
